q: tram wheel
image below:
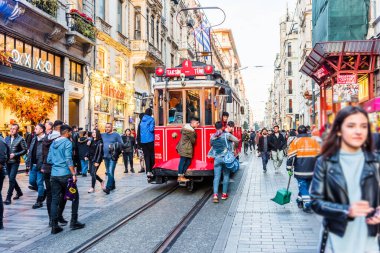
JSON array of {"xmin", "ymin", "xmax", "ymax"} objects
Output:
[{"xmin": 187, "ymin": 181, "xmax": 195, "ymax": 192}]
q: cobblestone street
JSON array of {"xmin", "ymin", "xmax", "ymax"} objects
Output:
[{"xmin": 213, "ymin": 152, "xmax": 321, "ymax": 253}]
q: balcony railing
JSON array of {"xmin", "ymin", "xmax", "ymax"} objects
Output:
[
  {"xmin": 96, "ymin": 17, "xmax": 112, "ymax": 36},
  {"xmin": 148, "ymin": 43, "xmax": 162, "ymax": 60},
  {"xmin": 26, "ymin": 0, "xmax": 58, "ymax": 17},
  {"xmin": 67, "ymin": 12, "xmax": 96, "ymax": 41},
  {"xmin": 117, "ymin": 32, "xmax": 130, "ymax": 48}
]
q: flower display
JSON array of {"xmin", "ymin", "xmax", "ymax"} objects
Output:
[
  {"xmin": 0, "ymin": 48, "xmax": 11, "ymax": 67},
  {"xmin": 0, "ymin": 83, "xmax": 57, "ymax": 125}
]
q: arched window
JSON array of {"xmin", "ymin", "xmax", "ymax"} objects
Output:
[{"xmin": 156, "ymin": 19, "xmax": 160, "ymax": 47}]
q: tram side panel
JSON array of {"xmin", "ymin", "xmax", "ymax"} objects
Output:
[{"xmin": 153, "ymin": 126, "xmax": 214, "ymax": 178}]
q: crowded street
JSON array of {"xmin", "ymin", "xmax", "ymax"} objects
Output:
[
  {"xmin": 1, "ymin": 0, "xmax": 380, "ymax": 252},
  {"xmin": 0, "ymin": 153, "xmax": 321, "ymax": 253}
]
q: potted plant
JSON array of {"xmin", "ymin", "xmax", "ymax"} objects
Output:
[
  {"xmin": 31, "ymin": 0, "xmax": 58, "ymax": 17},
  {"xmin": 69, "ymin": 9, "xmax": 95, "ymax": 40}
]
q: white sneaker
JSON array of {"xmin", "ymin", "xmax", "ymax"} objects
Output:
[
  {"xmin": 88, "ymin": 188, "xmax": 95, "ymax": 193},
  {"xmin": 147, "ymin": 172, "xmax": 153, "ymax": 177}
]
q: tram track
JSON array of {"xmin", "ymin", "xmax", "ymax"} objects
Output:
[
  {"xmin": 152, "ymin": 188, "xmax": 213, "ymax": 253},
  {"xmin": 68, "ymin": 184, "xmax": 179, "ymax": 253}
]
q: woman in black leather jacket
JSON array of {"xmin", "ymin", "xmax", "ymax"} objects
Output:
[
  {"xmin": 310, "ymin": 106, "xmax": 380, "ymax": 253},
  {"xmin": 87, "ymin": 129, "xmax": 104, "ymax": 193}
]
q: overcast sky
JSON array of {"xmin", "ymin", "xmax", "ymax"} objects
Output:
[{"xmin": 199, "ymin": 0, "xmax": 296, "ymax": 122}]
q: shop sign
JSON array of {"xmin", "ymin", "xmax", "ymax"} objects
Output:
[
  {"xmin": 313, "ymin": 66, "xmax": 329, "ymax": 79},
  {"xmin": 11, "ymin": 49, "xmax": 52, "ymax": 73},
  {"xmin": 333, "ymin": 83, "xmax": 359, "ymax": 103},
  {"xmin": 337, "ymin": 74, "xmax": 356, "ymax": 84}
]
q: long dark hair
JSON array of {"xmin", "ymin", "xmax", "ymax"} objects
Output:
[
  {"xmin": 93, "ymin": 129, "xmax": 102, "ymax": 141},
  {"xmin": 321, "ymin": 106, "xmax": 373, "ymax": 158}
]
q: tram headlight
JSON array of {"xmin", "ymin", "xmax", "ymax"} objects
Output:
[
  {"xmin": 204, "ymin": 65, "xmax": 214, "ymax": 75},
  {"xmin": 155, "ymin": 67, "xmax": 164, "ymax": 77}
]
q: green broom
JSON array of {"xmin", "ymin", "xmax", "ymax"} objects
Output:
[{"xmin": 271, "ymin": 174, "xmax": 292, "ymax": 205}]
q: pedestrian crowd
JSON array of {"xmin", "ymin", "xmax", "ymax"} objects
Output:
[{"xmin": 0, "ymin": 108, "xmax": 156, "ymax": 234}]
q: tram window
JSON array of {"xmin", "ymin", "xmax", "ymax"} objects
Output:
[
  {"xmin": 186, "ymin": 90, "xmax": 200, "ymax": 123},
  {"xmin": 158, "ymin": 90, "xmax": 164, "ymax": 126},
  {"xmin": 204, "ymin": 89, "xmax": 212, "ymax": 125},
  {"xmin": 168, "ymin": 90, "xmax": 183, "ymax": 124}
]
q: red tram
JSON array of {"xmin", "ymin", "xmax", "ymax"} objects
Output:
[{"xmin": 151, "ymin": 60, "xmax": 243, "ymax": 188}]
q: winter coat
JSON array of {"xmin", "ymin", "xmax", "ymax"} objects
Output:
[
  {"xmin": 41, "ymin": 130, "xmax": 60, "ymax": 174},
  {"xmin": 87, "ymin": 139, "xmax": 104, "ymax": 164},
  {"xmin": 250, "ymin": 132, "xmax": 256, "ymax": 142},
  {"xmin": 268, "ymin": 133, "xmax": 286, "ymax": 151},
  {"xmin": 77, "ymin": 137, "xmax": 89, "ymax": 160},
  {"xmin": 47, "ymin": 137, "xmax": 74, "ymax": 177},
  {"xmin": 176, "ymin": 124, "xmax": 197, "ymax": 158},
  {"xmin": 122, "ymin": 135, "xmax": 136, "ymax": 153},
  {"xmin": 5, "ymin": 134, "xmax": 27, "ymax": 164},
  {"xmin": 286, "ymin": 133, "xmax": 320, "ymax": 179},
  {"xmin": 139, "ymin": 115, "xmax": 155, "ymax": 143},
  {"xmin": 257, "ymin": 136, "xmax": 270, "ymax": 152},
  {"xmin": 0, "ymin": 136, "xmax": 9, "ymax": 167},
  {"xmin": 310, "ymin": 151, "xmax": 379, "ymax": 237},
  {"xmin": 26, "ymin": 134, "xmax": 46, "ymax": 169}
]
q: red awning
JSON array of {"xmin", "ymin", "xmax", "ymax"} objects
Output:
[{"xmin": 300, "ymin": 40, "xmax": 380, "ymax": 84}]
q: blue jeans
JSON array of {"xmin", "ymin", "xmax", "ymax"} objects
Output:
[
  {"xmin": 6, "ymin": 162, "xmax": 22, "ymax": 200},
  {"xmin": 104, "ymin": 158, "xmax": 117, "ymax": 190},
  {"xmin": 30, "ymin": 164, "xmax": 45, "ymax": 197},
  {"xmin": 0, "ymin": 166, "xmax": 5, "ymax": 224},
  {"xmin": 80, "ymin": 160, "xmax": 88, "ymax": 175},
  {"xmin": 296, "ymin": 178, "xmax": 312, "ymax": 208},
  {"xmin": 261, "ymin": 152, "xmax": 270, "ymax": 170},
  {"xmin": 213, "ymin": 157, "xmax": 231, "ymax": 194},
  {"xmin": 178, "ymin": 157, "xmax": 191, "ymax": 175}
]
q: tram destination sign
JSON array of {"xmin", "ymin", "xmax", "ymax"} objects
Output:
[{"xmin": 156, "ymin": 60, "xmax": 214, "ymax": 78}]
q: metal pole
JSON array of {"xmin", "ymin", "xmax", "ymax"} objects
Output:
[{"xmin": 311, "ymin": 80, "xmax": 316, "ymax": 125}]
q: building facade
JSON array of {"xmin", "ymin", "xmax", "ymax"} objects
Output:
[{"xmin": 0, "ymin": 0, "xmax": 95, "ymax": 136}]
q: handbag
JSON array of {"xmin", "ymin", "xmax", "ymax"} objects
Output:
[
  {"xmin": 223, "ymin": 134, "xmax": 237, "ymax": 170},
  {"xmin": 64, "ymin": 178, "xmax": 78, "ymax": 201}
]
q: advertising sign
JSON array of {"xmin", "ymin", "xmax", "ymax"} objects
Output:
[
  {"xmin": 313, "ymin": 66, "xmax": 329, "ymax": 79},
  {"xmin": 333, "ymin": 83, "xmax": 359, "ymax": 103},
  {"xmin": 337, "ymin": 74, "xmax": 357, "ymax": 84}
]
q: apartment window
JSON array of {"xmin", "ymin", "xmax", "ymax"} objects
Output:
[
  {"xmin": 151, "ymin": 16, "xmax": 155, "ymax": 41},
  {"xmin": 287, "ymin": 61, "xmax": 292, "ymax": 76},
  {"xmin": 146, "ymin": 9, "xmax": 150, "ymax": 40},
  {"xmin": 287, "ymin": 43, "xmax": 292, "ymax": 57},
  {"xmin": 68, "ymin": 0, "xmax": 83, "ymax": 12},
  {"xmin": 98, "ymin": 49, "xmax": 105, "ymax": 71},
  {"xmin": 288, "ymin": 99, "xmax": 293, "ymax": 113},
  {"xmin": 117, "ymin": 0, "xmax": 123, "ymax": 33},
  {"xmin": 96, "ymin": 0, "xmax": 105, "ymax": 19},
  {"xmin": 288, "ymin": 80, "xmax": 293, "ymax": 94},
  {"xmin": 156, "ymin": 19, "xmax": 159, "ymax": 46},
  {"xmin": 134, "ymin": 7, "xmax": 141, "ymax": 39},
  {"xmin": 70, "ymin": 60, "xmax": 83, "ymax": 83},
  {"xmin": 115, "ymin": 59, "xmax": 122, "ymax": 79}
]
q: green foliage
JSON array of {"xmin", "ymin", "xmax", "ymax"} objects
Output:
[
  {"xmin": 72, "ymin": 13, "xmax": 96, "ymax": 40},
  {"xmin": 31, "ymin": 0, "xmax": 58, "ymax": 17}
]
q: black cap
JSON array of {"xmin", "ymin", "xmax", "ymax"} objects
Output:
[{"xmin": 53, "ymin": 120, "xmax": 64, "ymax": 128}]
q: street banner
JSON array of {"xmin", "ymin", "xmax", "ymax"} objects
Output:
[{"xmin": 333, "ymin": 83, "xmax": 359, "ymax": 103}]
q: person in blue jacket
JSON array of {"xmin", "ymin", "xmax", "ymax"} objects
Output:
[{"xmin": 138, "ymin": 108, "xmax": 155, "ymax": 177}]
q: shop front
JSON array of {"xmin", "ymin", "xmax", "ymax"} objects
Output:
[
  {"xmin": 92, "ymin": 72, "xmax": 134, "ymax": 133},
  {"xmin": 0, "ymin": 32, "xmax": 64, "ymax": 136},
  {"xmin": 300, "ymin": 40, "xmax": 380, "ymax": 127},
  {"xmin": 363, "ymin": 97, "xmax": 380, "ymax": 132}
]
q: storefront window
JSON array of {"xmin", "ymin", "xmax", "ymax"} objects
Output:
[
  {"xmin": 158, "ymin": 90, "xmax": 164, "ymax": 126},
  {"xmin": 55, "ymin": 55, "xmax": 61, "ymax": 77},
  {"xmin": 168, "ymin": 90, "xmax": 183, "ymax": 124},
  {"xmin": 0, "ymin": 34, "xmax": 4, "ymax": 48},
  {"xmin": 15, "ymin": 40, "xmax": 23, "ymax": 53},
  {"xmin": 5, "ymin": 36, "xmax": 14, "ymax": 51},
  {"xmin": 98, "ymin": 49, "xmax": 105, "ymax": 71},
  {"xmin": 48, "ymin": 54, "xmax": 54, "ymax": 75},
  {"xmin": 115, "ymin": 101, "xmax": 125, "ymax": 116},
  {"xmin": 0, "ymin": 82, "xmax": 59, "ymax": 136},
  {"xmin": 186, "ymin": 90, "xmax": 200, "ymax": 123}
]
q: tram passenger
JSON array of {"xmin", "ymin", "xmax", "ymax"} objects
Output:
[
  {"xmin": 209, "ymin": 121, "xmax": 239, "ymax": 203},
  {"xmin": 221, "ymin": 112, "xmax": 229, "ymax": 131},
  {"xmin": 139, "ymin": 108, "xmax": 155, "ymax": 178},
  {"xmin": 176, "ymin": 117, "xmax": 200, "ymax": 183}
]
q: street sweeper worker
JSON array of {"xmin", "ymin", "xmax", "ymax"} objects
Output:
[{"xmin": 286, "ymin": 125, "xmax": 320, "ymax": 213}]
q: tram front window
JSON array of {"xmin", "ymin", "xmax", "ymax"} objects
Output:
[
  {"xmin": 186, "ymin": 90, "xmax": 200, "ymax": 123},
  {"xmin": 168, "ymin": 90, "xmax": 183, "ymax": 124},
  {"xmin": 205, "ymin": 89, "xmax": 212, "ymax": 125}
]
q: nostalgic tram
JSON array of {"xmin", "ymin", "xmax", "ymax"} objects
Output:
[{"xmin": 151, "ymin": 60, "xmax": 243, "ymax": 189}]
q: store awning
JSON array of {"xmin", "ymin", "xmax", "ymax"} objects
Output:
[{"xmin": 300, "ymin": 39, "xmax": 380, "ymax": 84}]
